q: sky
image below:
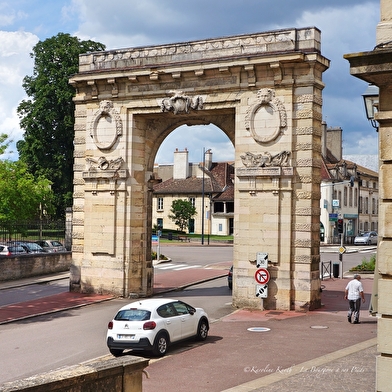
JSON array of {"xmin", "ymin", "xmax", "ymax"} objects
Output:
[{"xmin": 0, "ymin": 0, "xmax": 380, "ymax": 165}]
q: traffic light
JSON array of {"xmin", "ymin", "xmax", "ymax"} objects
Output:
[{"xmin": 337, "ymin": 219, "xmax": 343, "ymax": 234}]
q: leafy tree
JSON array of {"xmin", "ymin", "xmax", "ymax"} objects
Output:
[
  {"xmin": 0, "ymin": 160, "xmax": 54, "ymax": 236},
  {"xmin": 0, "ymin": 133, "xmax": 10, "ymax": 156},
  {"xmin": 17, "ymin": 33, "xmax": 105, "ymax": 218},
  {"xmin": 168, "ymin": 199, "xmax": 197, "ymax": 232}
]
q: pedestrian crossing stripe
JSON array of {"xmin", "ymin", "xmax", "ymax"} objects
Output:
[{"xmin": 155, "ymin": 264, "xmax": 202, "ymax": 271}]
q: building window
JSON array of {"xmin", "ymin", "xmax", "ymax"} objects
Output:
[
  {"xmin": 344, "ymin": 187, "xmax": 347, "ymax": 207},
  {"xmin": 157, "ymin": 197, "xmax": 163, "ymax": 210},
  {"xmin": 219, "ymin": 224, "xmax": 222, "ymax": 232},
  {"xmin": 226, "ymin": 202, "xmax": 234, "ymax": 213},
  {"xmin": 338, "ymin": 191, "xmax": 342, "ymax": 207},
  {"xmin": 359, "ymin": 196, "xmax": 362, "ymax": 213},
  {"xmin": 349, "ymin": 187, "xmax": 353, "ymax": 207},
  {"xmin": 354, "ymin": 188, "xmax": 358, "ymax": 207},
  {"xmin": 214, "ymin": 202, "xmax": 224, "ymax": 213},
  {"xmin": 365, "ymin": 197, "xmax": 369, "ymax": 214},
  {"xmin": 372, "ymin": 198, "xmax": 376, "ymax": 215},
  {"xmin": 189, "ymin": 197, "xmax": 195, "ymax": 207}
]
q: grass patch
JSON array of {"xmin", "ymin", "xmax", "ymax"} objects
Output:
[{"xmin": 350, "ymin": 254, "xmax": 376, "ymax": 271}]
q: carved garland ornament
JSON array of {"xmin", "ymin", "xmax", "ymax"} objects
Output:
[
  {"xmin": 90, "ymin": 100, "xmax": 122, "ymax": 150},
  {"xmin": 160, "ymin": 90, "xmax": 204, "ymax": 115},
  {"xmin": 245, "ymin": 88, "xmax": 287, "ymax": 144}
]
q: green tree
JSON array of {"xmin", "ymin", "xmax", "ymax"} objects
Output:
[
  {"xmin": 0, "ymin": 160, "xmax": 54, "ymax": 235},
  {"xmin": 168, "ymin": 199, "xmax": 197, "ymax": 232},
  {"xmin": 17, "ymin": 33, "xmax": 105, "ymax": 218},
  {"xmin": 0, "ymin": 133, "xmax": 10, "ymax": 156}
]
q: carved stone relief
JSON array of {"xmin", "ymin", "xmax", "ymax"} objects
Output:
[
  {"xmin": 240, "ymin": 150, "xmax": 290, "ymax": 168},
  {"xmin": 245, "ymin": 88, "xmax": 287, "ymax": 144},
  {"xmin": 160, "ymin": 90, "xmax": 204, "ymax": 114},
  {"xmin": 90, "ymin": 100, "xmax": 122, "ymax": 150},
  {"xmin": 83, "ymin": 156, "xmax": 126, "ymax": 195},
  {"xmin": 86, "ymin": 156, "xmax": 124, "ymax": 172}
]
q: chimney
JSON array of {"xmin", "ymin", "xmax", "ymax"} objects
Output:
[
  {"xmin": 204, "ymin": 149, "xmax": 212, "ymax": 170},
  {"xmin": 173, "ymin": 148, "xmax": 189, "ymax": 179}
]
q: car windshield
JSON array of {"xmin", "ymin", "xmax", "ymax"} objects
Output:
[
  {"xmin": 358, "ymin": 232, "xmax": 370, "ymax": 237},
  {"xmin": 114, "ymin": 309, "xmax": 151, "ymax": 321}
]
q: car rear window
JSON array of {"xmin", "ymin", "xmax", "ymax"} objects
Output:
[{"xmin": 114, "ymin": 309, "xmax": 151, "ymax": 321}]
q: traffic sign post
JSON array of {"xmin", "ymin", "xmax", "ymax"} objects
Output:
[{"xmin": 255, "ymin": 268, "xmax": 270, "ymax": 285}]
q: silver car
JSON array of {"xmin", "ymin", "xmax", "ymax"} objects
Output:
[
  {"xmin": 354, "ymin": 231, "xmax": 378, "ymax": 245},
  {"xmin": 35, "ymin": 240, "xmax": 66, "ymax": 252}
]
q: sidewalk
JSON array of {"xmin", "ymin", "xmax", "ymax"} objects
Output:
[
  {"xmin": 0, "ymin": 270, "xmax": 377, "ymax": 392},
  {"xmin": 144, "ymin": 274, "xmax": 377, "ymax": 392}
]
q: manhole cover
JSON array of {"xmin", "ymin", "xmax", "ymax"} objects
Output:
[
  {"xmin": 247, "ymin": 327, "xmax": 271, "ymax": 332},
  {"xmin": 310, "ymin": 325, "xmax": 328, "ymax": 329}
]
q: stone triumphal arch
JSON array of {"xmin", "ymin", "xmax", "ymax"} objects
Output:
[{"xmin": 69, "ymin": 27, "xmax": 329, "ymax": 311}]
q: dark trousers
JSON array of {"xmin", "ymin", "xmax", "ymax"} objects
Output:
[{"xmin": 348, "ymin": 299, "xmax": 361, "ymax": 322}]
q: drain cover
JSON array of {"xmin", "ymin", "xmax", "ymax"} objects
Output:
[{"xmin": 247, "ymin": 327, "xmax": 271, "ymax": 332}]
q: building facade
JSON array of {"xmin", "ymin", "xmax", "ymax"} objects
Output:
[
  {"xmin": 320, "ymin": 125, "xmax": 378, "ymax": 244},
  {"xmin": 152, "ymin": 149, "xmax": 234, "ymax": 236}
]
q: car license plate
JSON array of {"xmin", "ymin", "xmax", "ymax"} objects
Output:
[{"xmin": 117, "ymin": 334, "xmax": 135, "ymax": 340}]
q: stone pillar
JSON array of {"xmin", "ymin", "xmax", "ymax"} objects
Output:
[{"xmin": 344, "ymin": 1, "xmax": 392, "ymax": 389}]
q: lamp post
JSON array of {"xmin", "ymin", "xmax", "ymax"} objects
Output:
[
  {"xmin": 362, "ymin": 84, "xmax": 379, "ymax": 131},
  {"xmin": 201, "ymin": 148, "xmax": 211, "ymax": 245}
]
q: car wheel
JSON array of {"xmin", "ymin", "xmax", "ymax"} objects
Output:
[
  {"xmin": 196, "ymin": 318, "xmax": 209, "ymax": 341},
  {"xmin": 109, "ymin": 348, "xmax": 123, "ymax": 357},
  {"xmin": 152, "ymin": 332, "xmax": 169, "ymax": 357}
]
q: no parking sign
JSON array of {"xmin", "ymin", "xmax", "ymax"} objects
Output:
[{"xmin": 254, "ymin": 268, "xmax": 270, "ymax": 298}]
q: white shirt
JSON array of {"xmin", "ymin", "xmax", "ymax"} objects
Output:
[{"xmin": 345, "ymin": 279, "xmax": 363, "ymax": 300}]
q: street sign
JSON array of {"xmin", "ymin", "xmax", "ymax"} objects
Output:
[
  {"xmin": 256, "ymin": 284, "xmax": 268, "ymax": 298},
  {"xmin": 256, "ymin": 252, "xmax": 268, "ymax": 268},
  {"xmin": 339, "ymin": 246, "xmax": 346, "ymax": 254},
  {"xmin": 255, "ymin": 268, "xmax": 270, "ymax": 284},
  {"xmin": 329, "ymin": 213, "xmax": 338, "ymax": 222}
]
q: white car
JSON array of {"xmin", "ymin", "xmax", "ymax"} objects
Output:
[
  {"xmin": 106, "ymin": 298, "xmax": 209, "ymax": 357},
  {"xmin": 354, "ymin": 231, "xmax": 378, "ymax": 245}
]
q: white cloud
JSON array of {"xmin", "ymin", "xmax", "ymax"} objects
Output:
[
  {"xmin": 0, "ymin": 0, "xmax": 382, "ymax": 163},
  {"xmin": 0, "ymin": 30, "xmax": 38, "ymax": 158}
]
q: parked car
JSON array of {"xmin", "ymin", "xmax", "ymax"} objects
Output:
[
  {"xmin": 35, "ymin": 240, "xmax": 66, "ymax": 253},
  {"xmin": 0, "ymin": 244, "xmax": 27, "ymax": 256},
  {"xmin": 7, "ymin": 241, "xmax": 46, "ymax": 254},
  {"xmin": 228, "ymin": 266, "xmax": 233, "ymax": 289},
  {"xmin": 107, "ymin": 298, "xmax": 209, "ymax": 357},
  {"xmin": 354, "ymin": 231, "xmax": 378, "ymax": 245}
]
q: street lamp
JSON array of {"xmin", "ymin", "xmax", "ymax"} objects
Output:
[
  {"xmin": 362, "ymin": 84, "xmax": 379, "ymax": 131},
  {"xmin": 201, "ymin": 148, "xmax": 211, "ymax": 245}
]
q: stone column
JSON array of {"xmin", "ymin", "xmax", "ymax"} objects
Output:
[{"xmin": 344, "ymin": 1, "xmax": 392, "ymax": 389}]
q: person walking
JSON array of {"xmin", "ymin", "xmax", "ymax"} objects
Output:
[{"xmin": 345, "ymin": 274, "xmax": 365, "ymax": 324}]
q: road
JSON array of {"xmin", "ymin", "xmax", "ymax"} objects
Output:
[
  {"xmin": 320, "ymin": 246, "xmax": 376, "ymax": 275},
  {"xmin": 0, "ymin": 277, "xmax": 232, "ymax": 384},
  {"xmin": 0, "ymin": 245, "xmax": 375, "ymax": 385}
]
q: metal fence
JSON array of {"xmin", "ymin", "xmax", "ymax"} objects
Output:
[{"xmin": 0, "ymin": 220, "xmax": 66, "ymax": 244}]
